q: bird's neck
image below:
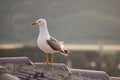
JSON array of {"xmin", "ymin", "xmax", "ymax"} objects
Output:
[{"xmin": 38, "ymin": 24, "xmax": 50, "ymax": 39}]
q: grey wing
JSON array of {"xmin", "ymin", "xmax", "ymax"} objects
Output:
[{"xmin": 46, "ymin": 37, "xmax": 64, "ymax": 53}]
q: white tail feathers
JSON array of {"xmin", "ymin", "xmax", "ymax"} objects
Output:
[{"xmin": 60, "ymin": 41, "xmax": 71, "ymax": 56}]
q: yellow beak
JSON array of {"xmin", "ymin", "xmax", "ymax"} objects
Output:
[{"xmin": 32, "ymin": 22, "xmax": 37, "ymax": 26}]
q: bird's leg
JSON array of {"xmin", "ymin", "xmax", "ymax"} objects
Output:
[
  {"xmin": 49, "ymin": 53, "xmax": 53, "ymax": 66},
  {"xmin": 46, "ymin": 53, "xmax": 53, "ymax": 66},
  {"xmin": 46, "ymin": 53, "xmax": 50, "ymax": 65}
]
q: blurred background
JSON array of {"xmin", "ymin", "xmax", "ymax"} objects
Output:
[{"xmin": 0, "ymin": 0, "xmax": 120, "ymax": 77}]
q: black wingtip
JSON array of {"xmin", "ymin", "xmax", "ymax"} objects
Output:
[{"xmin": 64, "ymin": 50, "xmax": 72, "ymax": 55}]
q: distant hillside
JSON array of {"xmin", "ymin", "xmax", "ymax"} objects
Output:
[{"xmin": 0, "ymin": 0, "xmax": 120, "ymax": 44}]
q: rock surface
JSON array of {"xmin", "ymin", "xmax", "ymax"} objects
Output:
[{"xmin": 0, "ymin": 57, "xmax": 119, "ymax": 80}]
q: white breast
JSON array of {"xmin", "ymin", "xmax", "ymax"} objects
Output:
[
  {"xmin": 37, "ymin": 37, "xmax": 55, "ymax": 53},
  {"xmin": 37, "ymin": 22, "xmax": 57, "ymax": 53}
]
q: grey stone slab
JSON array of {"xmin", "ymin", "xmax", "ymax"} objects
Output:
[
  {"xmin": 35, "ymin": 63, "xmax": 70, "ymax": 71},
  {"xmin": 111, "ymin": 77, "xmax": 120, "ymax": 80},
  {"xmin": 0, "ymin": 73, "xmax": 20, "ymax": 80},
  {"xmin": 0, "ymin": 57, "xmax": 33, "ymax": 65},
  {"xmin": 0, "ymin": 66, "xmax": 7, "ymax": 74},
  {"xmin": 71, "ymin": 69, "xmax": 110, "ymax": 80}
]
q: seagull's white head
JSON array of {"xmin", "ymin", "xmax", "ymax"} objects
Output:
[{"xmin": 32, "ymin": 18, "xmax": 47, "ymax": 26}]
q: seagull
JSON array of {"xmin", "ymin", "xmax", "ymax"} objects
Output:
[{"xmin": 32, "ymin": 18, "xmax": 71, "ymax": 66}]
